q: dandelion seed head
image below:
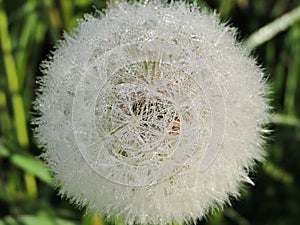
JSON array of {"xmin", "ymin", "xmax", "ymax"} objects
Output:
[{"xmin": 35, "ymin": 1, "xmax": 269, "ymax": 224}]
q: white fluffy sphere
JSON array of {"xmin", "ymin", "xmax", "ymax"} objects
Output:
[{"xmin": 35, "ymin": 1, "xmax": 269, "ymax": 224}]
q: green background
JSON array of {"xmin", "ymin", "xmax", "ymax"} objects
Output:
[{"xmin": 0, "ymin": 0, "xmax": 300, "ymax": 224}]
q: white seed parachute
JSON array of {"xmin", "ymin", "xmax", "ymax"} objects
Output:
[{"xmin": 34, "ymin": 1, "xmax": 269, "ymax": 224}]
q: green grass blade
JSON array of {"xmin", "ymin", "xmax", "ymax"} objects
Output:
[
  {"xmin": 0, "ymin": 7, "xmax": 19, "ymax": 92},
  {"xmin": 10, "ymin": 154, "xmax": 51, "ymax": 184},
  {"xmin": 244, "ymin": 5, "xmax": 300, "ymax": 50}
]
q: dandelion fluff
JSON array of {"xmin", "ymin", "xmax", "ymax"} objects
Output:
[{"xmin": 35, "ymin": 1, "xmax": 269, "ymax": 224}]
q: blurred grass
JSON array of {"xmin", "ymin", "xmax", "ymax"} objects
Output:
[{"xmin": 0, "ymin": 0, "xmax": 300, "ymax": 225}]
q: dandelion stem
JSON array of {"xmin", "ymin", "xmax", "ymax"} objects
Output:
[{"xmin": 244, "ymin": 5, "xmax": 300, "ymax": 51}]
